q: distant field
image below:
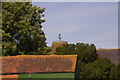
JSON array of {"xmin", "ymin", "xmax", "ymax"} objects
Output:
[{"xmin": 19, "ymin": 73, "xmax": 74, "ymax": 80}]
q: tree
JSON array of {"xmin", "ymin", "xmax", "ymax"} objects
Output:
[
  {"xmin": 55, "ymin": 44, "xmax": 76, "ymax": 55},
  {"xmin": 56, "ymin": 43, "xmax": 98, "ymax": 79},
  {"xmin": 2, "ymin": 2, "xmax": 46, "ymax": 56},
  {"xmin": 79, "ymin": 58, "xmax": 118, "ymax": 79},
  {"xmin": 109, "ymin": 64, "xmax": 118, "ymax": 79},
  {"xmin": 56, "ymin": 43, "xmax": 98, "ymax": 63}
]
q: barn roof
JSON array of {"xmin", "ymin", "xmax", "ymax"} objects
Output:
[
  {"xmin": 97, "ymin": 49, "xmax": 120, "ymax": 64},
  {"xmin": 1, "ymin": 55, "xmax": 77, "ymax": 74}
]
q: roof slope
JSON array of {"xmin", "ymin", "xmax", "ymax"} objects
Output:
[
  {"xmin": 1, "ymin": 55, "xmax": 77, "ymax": 74},
  {"xmin": 97, "ymin": 49, "xmax": 120, "ymax": 64}
]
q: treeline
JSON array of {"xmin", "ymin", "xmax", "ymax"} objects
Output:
[{"xmin": 55, "ymin": 43, "xmax": 119, "ymax": 79}]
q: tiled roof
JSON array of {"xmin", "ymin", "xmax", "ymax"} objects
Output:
[
  {"xmin": 1, "ymin": 57, "xmax": 18, "ymax": 74},
  {"xmin": 1, "ymin": 55, "xmax": 77, "ymax": 74},
  {"xmin": 97, "ymin": 49, "xmax": 120, "ymax": 64},
  {"xmin": 2, "ymin": 74, "xmax": 18, "ymax": 78}
]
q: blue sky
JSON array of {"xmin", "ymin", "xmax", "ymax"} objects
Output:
[{"xmin": 32, "ymin": 2, "xmax": 118, "ymax": 49}]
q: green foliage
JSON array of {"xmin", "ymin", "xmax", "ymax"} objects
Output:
[
  {"xmin": 109, "ymin": 64, "xmax": 118, "ymax": 79},
  {"xmin": 2, "ymin": 2, "xmax": 47, "ymax": 56},
  {"xmin": 45, "ymin": 47, "xmax": 52, "ymax": 54},
  {"xmin": 56, "ymin": 44, "xmax": 76, "ymax": 55},
  {"xmin": 55, "ymin": 43, "xmax": 119, "ymax": 79},
  {"xmin": 79, "ymin": 58, "xmax": 118, "ymax": 79},
  {"xmin": 118, "ymin": 64, "xmax": 120, "ymax": 79},
  {"xmin": 56, "ymin": 43, "xmax": 97, "ymax": 63}
]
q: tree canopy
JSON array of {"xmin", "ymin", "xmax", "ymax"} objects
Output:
[
  {"xmin": 79, "ymin": 58, "xmax": 118, "ymax": 79},
  {"xmin": 2, "ymin": 2, "xmax": 47, "ymax": 56},
  {"xmin": 56, "ymin": 43, "xmax": 98, "ymax": 63},
  {"xmin": 55, "ymin": 43, "xmax": 119, "ymax": 79}
]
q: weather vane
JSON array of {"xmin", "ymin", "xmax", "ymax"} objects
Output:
[{"xmin": 58, "ymin": 34, "xmax": 62, "ymax": 41}]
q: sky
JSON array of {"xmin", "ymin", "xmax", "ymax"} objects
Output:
[
  {"xmin": 32, "ymin": 2, "xmax": 118, "ymax": 49},
  {"xmin": 32, "ymin": 0, "xmax": 120, "ymax": 2}
]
